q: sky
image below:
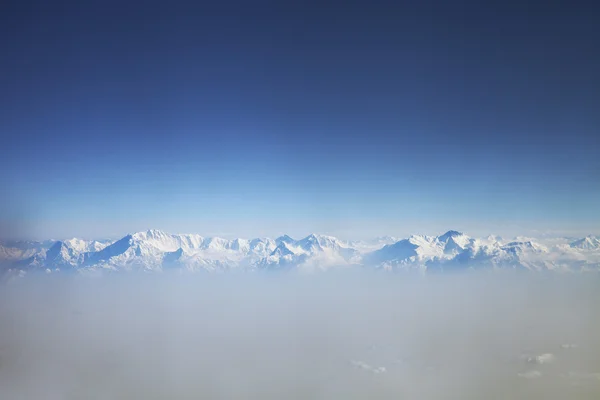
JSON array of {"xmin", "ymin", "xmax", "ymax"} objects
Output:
[{"xmin": 1, "ymin": 0, "xmax": 599, "ymax": 241}]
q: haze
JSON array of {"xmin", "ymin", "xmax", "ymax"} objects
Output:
[{"xmin": 1, "ymin": 271, "xmax": 599, "ymax": 399}]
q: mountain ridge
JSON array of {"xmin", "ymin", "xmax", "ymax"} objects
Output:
[{"xmin": 1, "ymin": 230, "xmax": 600, "ymax": 276}]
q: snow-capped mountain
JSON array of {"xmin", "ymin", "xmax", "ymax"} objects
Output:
[
  {"xmin": 42, "ymin": 238, "xmax": 114, "ymax": 269},
  {"xmin": 348, "ymin": 236, "xmax": 399, "ymax": 253},
  {"xmin": 0, "ymin": 240, "xmax": 55, "ymax": 262},
  {"xmin": 570, "ymin": 235, "xmax": 600, "ymax": 250},
  {"xmin": 76, "ymin": 230, "xmax": 277, "ymax": 272},
  {"xmin": 259, "ymin": 234, "xmax": 360, "ymax": 271},
  {"xmin": 363, "ymin": 231, "xmax": 472, "ymax": 268},
  {"xmin": 363, "ymin": 231, "xmax": 600, "ymax": 272},
  {"xmin": 2, "ymin": 230, "xmax": 600, "ymax": 276}
]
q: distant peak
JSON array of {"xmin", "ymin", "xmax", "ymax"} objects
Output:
[
  {"xmin": 298, "ymin": 234, "xmax": 320, "ymax": 244},
  {"xmin": 275, "ymin": 234, "xmax": 295, "ymax": 244},
  {"xmin": 570, "ymin": 235, "xmax": 600, "ymax": 249},
  {"xmin": 306, "ymin": 233, "xmax": 339, "ymax": 241},
  {"xmin": 146, "ymin": 229, "xmax": 167, "ymax": 236},
  {"xmin": 442, "ymin": 230, "xmax": 463, "ymax": 237},
  {"xmin": 437, "ymin": 230, "xmax": 464, "ymax": 243},
  {"xmin": 130, "ymin": 229, "xmax": 169, "ymax": 240}
]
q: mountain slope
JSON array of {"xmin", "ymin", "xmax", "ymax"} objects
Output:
[
  {"xmin": 364, "ymin": 231, "xmax": 600, "ymax": 272},
  {"xmin": 5, "ymin": 230, "xmax": 600, "ymax": 275},
  {"xmin": 258, "ymin": 234, "xmax": 360, "ymax": 271},
  {"xmin": 570, "ymin": 236, "xmax": 600, "ymax": 250}
]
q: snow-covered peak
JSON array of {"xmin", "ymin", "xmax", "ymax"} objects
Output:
[
  {"xmin": 436, "ymin": 231, "xmax": 471, "ymax": 255},
  {"xmin": 249, "ymin": 238, "xmax": 277, "ymax": 253},
  {"xmin": 63, "ymin": 238, "xmax": 110, "ymax": 253},
  {"xmin": 230, "ymin": 238, "xmax": 250, "ymax": 252},
  {"xmin": 0, "ymin": 240, "xmax": 53, "ymax": 262},
  {"xmin": 365, "ymin": 235, "xmax": 440, "ymax": 265},
  {"xmin": 296, "ymin": 234, "xmax": 350, "ymax": 252},
  {"xmin": 128, "ymin": 230, "xmax": 205, "ymax": 253},
  {"xmin": 502, "ymin": 241, "xmax": 548, "ymax": 254},
  {"xmin": 485, "ymin": 235, "xmax": 503, "ymax": 243},
  {"xmin": 406, "ymin": 234, "xmax": 437, "ymax": 248},
  {"xmin": 131, "ymin": 229, "xmax": 170, "ymax": 241},
  {"xmin": 375, "ymin": 239, "xmax": 419, "ymax": 257},
  {"xmin": 275, "ymin": 235, "xmax": 295, "ymax": 245},
  {"xmin": 270, "ymin": 242, "xmax": 297, "ymax": 258},
  {"xmin": 437, "ymin": 230, "xmax": 464, "ymax": 242},
  {"xmin": 570, "ymin": 235, "xmax": 600, "ymax": 250},
  {"xmin": 258, "ymin": 233, "xmax": 359, "ymax": 271},
  {"xmin": 348, "ymin": 236, "xmax": 398, "ymax": 252},
  {"xmin": 7, "ymin": 229, "xmax": 600, "ymax": 275},
  {"xmin": 44, "ymin": 241, "xmax": 81, "ymax": 268},
  {"xmin": 201, "ymin": 237, "xmax": 231, "ymax": 251}
]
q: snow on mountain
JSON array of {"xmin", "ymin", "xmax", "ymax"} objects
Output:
[
  {"xmin": 296, "ymin": 234, "xmax": 350, "ymax": 253},
  {"xmin": 44, "ymin": 241, "xmax": 82, "ymax": 269},
  {"xmin": 4, "ymin": 229, "xmax": 600, "ymax": 275},
  {"xmin": 64, "ymin": 230, "xmax": 278, "ymax": 272},
  {"xmin": 364, "ymin": 233, "xmax": 449, "ymax": 268},
  {"xmin": 168, "ymin": 237, "xmax": 278, "ymax": 272},
  {"xmin": 249, "ymin": 238, "xmax": 277, "ymax": 253},
  {"xmin": 348, "ymin": 236, "xmax": 398, "ymax": 252},
  {"xmin": 501, "ymin": 241, "xmax": 548, "ymax": 255},
  {"xmin": 63, "ymin": 238, "xmax": 111, "ymax": 253},
  {"xmin": 570, "ymin": 235, "xmax": 600, "ymax": 250},
  {"xmin": 364, "ymin": 230, "xmax": 600, "ymax": 272},
  {"xmin": 258, "ymin": 234, "xmax": 360, "ymax": 271},
  {"xmin": 130, "ymin": 229, "xmax": 204, "ymax": 252},
  {"xmin": 39, "ymin": 238, "xmax": 114, "ymax": 270},
  {"xmin": 275, "ymin": 235, "xmax": 296, "ymax": 246},
  {"xmin": 437, "ymin": 230, "xmax": 465, "ymax": 244},
  {"xmin": 436, "ymin": 230, "xmax": 471, "ymax": 256},
  {"xmin": 230, "ymin": 238, "xmax": 249, "ymax": 252},
  {"xmin": 0, "ymin": 240, "xmax": 54, "ymax": 262}
]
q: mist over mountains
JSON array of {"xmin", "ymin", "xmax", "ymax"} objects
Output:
[
  {"xmin": 2, "ymin": 271, "xmax": 600, "ymax": 399},
  {"xmin": 2, "ymin": 229, "xmax": 599, "ymax": 277}
]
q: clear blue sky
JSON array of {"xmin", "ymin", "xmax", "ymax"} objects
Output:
[{"xmin": 1, "ymin": 1, "xmax": 599, "ymax": 240}]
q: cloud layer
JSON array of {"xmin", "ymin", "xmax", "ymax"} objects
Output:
[{"xmin": 1, "ymin": 272, "xmax": 600, "ymax": 399}]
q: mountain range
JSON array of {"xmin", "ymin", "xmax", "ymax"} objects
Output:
[{"xmin": 1, "ymin": 230, "xmax": 600, "ymax": 277}]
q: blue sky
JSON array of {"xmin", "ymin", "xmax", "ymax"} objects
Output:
[{"xmin": 1, "ymin": 1, "xmax": 599, "ymax": 240}]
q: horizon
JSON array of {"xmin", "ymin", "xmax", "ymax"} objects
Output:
[{"xmin": 3, "ymin": 227, "xmax": 598, "ymax": 245}]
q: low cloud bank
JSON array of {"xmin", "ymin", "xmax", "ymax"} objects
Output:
[{"xmin": 1, "ymin": 271, "xmax": 600, "ymax": 399}]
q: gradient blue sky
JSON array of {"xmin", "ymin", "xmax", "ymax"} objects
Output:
[{"xmin": 1, "ymin": 1, "xmax": 599, "ymax": 240}]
